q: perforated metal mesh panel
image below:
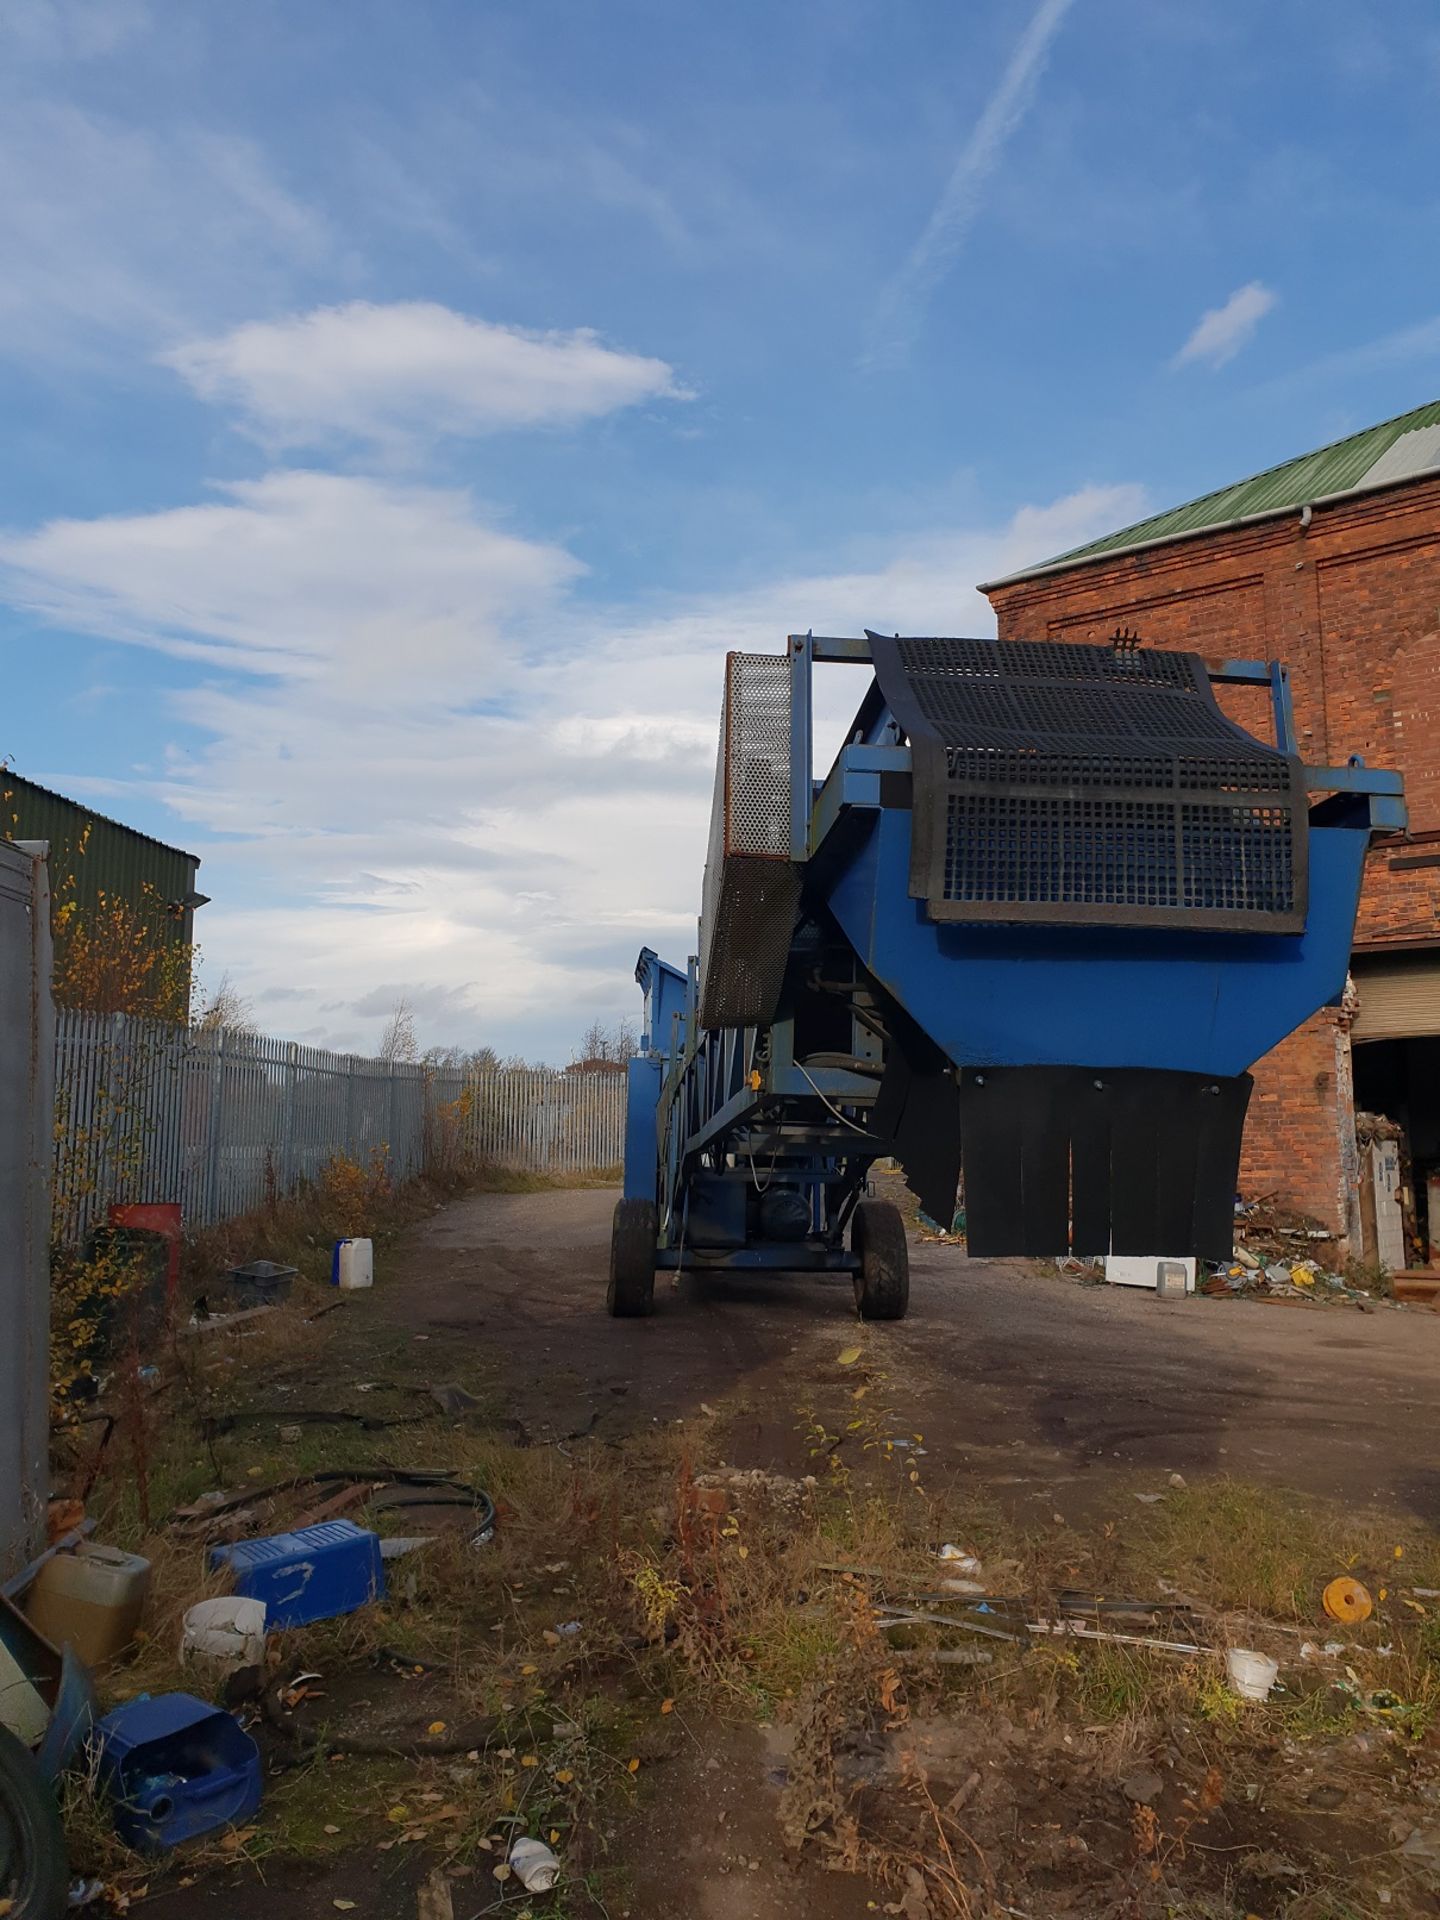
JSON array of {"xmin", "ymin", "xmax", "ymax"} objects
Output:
[
  {"xmin": 869, "ymin": 635, "xmax": 1307, "ymax": 932},
  {"xmin": 698, "ymin": 653, "xmax": 801, "ymax": 1030},
  {"xmin": 721, "ymin": 653, "xmax": 791, "ymax": 856}
]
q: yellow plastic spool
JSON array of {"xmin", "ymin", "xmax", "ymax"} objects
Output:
[{"xmin": 1322, "ymin": 1576, "xmax": 1373, "ymax": 1624}]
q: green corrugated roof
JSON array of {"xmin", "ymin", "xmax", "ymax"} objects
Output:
[{"xmin": 986, "ymin": 399, "xmax": 1440, "ymax": 587}]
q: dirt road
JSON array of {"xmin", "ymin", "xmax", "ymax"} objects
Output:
[
  {"xmin": 391, "ymin": 1184, "xmax": 1440, "ymax": 1524},
  {"xmin": 138, "ymin": 1184, "xmax": 1440, "ymax": 1920}
]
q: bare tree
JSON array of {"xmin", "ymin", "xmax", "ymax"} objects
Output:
[
  {"xmin": 193, "ymin": 972, "xmax": 257, "ymax": 1035},
  {"xmin": 378, "ymin": 996, "xmax": 418, "ymax": 1063},
  {"xmin": 573, "ymin": 1016, "xmax": 639, "ymax": 1066},
  {"xmin": 578, "ymin": 1017, "xmax": 611, "ymax": 1063},
  {"xmin": 421, "ymin": 1042, "xmax": 504, "ymax": 1071}
]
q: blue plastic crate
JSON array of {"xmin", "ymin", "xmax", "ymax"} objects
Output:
[
  {"xmin": 94, "ymin": 1693, "xmax": 262, "ymax": 1852},
  {"xmin": 211, "ymin": 1519, "xmax": 384, "ymax": 1627}
]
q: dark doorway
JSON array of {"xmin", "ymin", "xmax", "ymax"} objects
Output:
[{"xmin": 1353, "ymin": 1035, "xmax": 1440, "ymax": 1261}]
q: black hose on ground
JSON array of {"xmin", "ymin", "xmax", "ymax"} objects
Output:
[
  {"xmin": 209, "ymin": 1409, "xmax": 429, "ymax": 1434},
  {"xmin": 170, "ymin": 1467, "xmax": 497, "ymax": 1544},
  {"xmin": 258, "ymin": 1671, "xmax": 503, "ymax": 1761}
]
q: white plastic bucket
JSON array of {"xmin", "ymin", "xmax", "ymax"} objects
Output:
[
  {"xmin": 181, "ymin": 1596, "xmax": 268, "ymax": 1678},
  {"xmin": 1226, "ymin": 1647, "xmax": 1278, "ymax": 1701}
]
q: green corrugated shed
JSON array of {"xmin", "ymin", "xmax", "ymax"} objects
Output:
[
  {"xmin": 987, "ymin": 399, "xmax": 1440, "ymax": 587},
  {"xmin": 0, "ymin": 772, "xmax": 202, "ymax": 991}
]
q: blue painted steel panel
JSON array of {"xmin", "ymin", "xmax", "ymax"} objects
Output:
[
  {"xmin": 635, "ymin": 948, "xmax": 688, "ymax": 1057},
  {"xmin": 827, "ymin": 807, "xmax": 1369, "ymax": 1078},
  {"xmin": 623, "ymin": 1053, "xmax": 662, "ymax": 1201}
]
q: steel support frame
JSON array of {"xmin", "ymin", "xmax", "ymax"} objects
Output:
[
  {"xmin": 651, "ymin": 632, "xmax": 1404, "ymax": 1277},
  {"xmin": 654, "ymin": 995, "xmax": 883, "ymax": 1256},
  {"xmin": 656, "ymin": 1241, "xmax": 858, "ymax": 1273}
]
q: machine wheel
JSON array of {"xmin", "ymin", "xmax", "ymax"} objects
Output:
[
  {"xmin": 0, "ymin": 1725, "xmax": 68, "ymax": 1920},
  {"xmin": 608, "ymin": 1198, "xmax": 658, "ymax": 1317},
  {"xmin": 852, "ymin": 1200, "xmax": 909, "ymax": 1321}
]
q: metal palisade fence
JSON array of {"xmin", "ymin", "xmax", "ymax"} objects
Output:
[{"xmin": 52, "ymin": 1009, "xmax": 627, "ymax": 1246}]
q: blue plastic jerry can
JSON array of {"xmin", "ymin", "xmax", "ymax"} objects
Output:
[{"xmin": 94, "ymin": 1693, "xmax": 262, "ymax": 1851}]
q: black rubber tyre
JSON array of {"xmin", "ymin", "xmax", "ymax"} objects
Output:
[
  {"xmin": 0, "ymin": 1726, "xmax": 67, "ymax": 1920},
  {"xmin": 852, "ymin": 1199, "xmax": 910, "ymax": 1321},
  {"xmin": 608, "ymin": 1198, "xmax": 658, "ymax": 1317}
]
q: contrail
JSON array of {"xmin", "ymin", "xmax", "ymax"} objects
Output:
[{"xmin": 866, "ymin": 0, "xmax": 1077, "ymax": 365}]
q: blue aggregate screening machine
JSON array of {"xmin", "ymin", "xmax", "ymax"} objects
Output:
[{"xmin": 610, "ymin": 632, "xmax": 1405, "ymax": 1320}]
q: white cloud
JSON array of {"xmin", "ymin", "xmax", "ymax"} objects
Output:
[
  {"xmin": 10, "ymin": 478, "xmax": 1143, "ymax": 1058},
  {"xmin": 162, "ymin": 302, "xmax": 689, "ymax": 450},
  {"xmin": 0, "ymin": 0, "xmax": 150, "ymax": 61},
  {"xmin": 0, "ymin": 103, "xmax": 334, "ymax": 357},
  {"xmin": 1258, "ymin": 311, "xmax": 1440, "ymax": 396},
  {"xmin": 1172, "ymin": 281, "xmax": 1278, "ymax": 369},
  {"xmin": 0, "ymin": 471, "xmax": 580, "ymax": 686},
  {"xmin": 866, "ymin": 0, "xmax": 1076, "ymax": 364}
]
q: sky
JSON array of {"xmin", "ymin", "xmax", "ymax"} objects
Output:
[{"xmin": 2, "ymin": 0, "xmax": 1438, "ymax": 1062}]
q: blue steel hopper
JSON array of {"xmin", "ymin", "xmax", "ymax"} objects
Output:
[{"xmin": 609, "ymin": 633, "xmax": 1404, "ymax": 1319}]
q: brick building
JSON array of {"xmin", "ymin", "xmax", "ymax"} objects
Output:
[{"xmin": 981, "ymin": 401, "xmax": 1440, "ymax": 1260}]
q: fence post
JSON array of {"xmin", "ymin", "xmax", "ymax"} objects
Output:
[
  {"xmin": 282, "ymin": 1041, "xmax": 298, "ymax": 1189},
  {"xmin": 203, "ymin": 1027, "xmax": 226, "ymax": 1226},
  {"xmin": 385, "ymin": 1066, "xmax": 397, "ymax": 1172},
  {"xmin": 104, "ymin": 1010, "xmax": 126, "ymax": 1212},
  {"xmin": 345, "ymin": 1055, "xmax": 356, "ymax": 1158}
]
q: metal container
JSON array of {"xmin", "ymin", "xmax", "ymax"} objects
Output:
[{"xmin": 226, "ymin": 1260, "xmax": 297, "ymax": 1307}]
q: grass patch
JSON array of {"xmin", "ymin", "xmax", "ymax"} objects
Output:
[
  {"xmin": 1115, "ymin": 1477, "xmax": 1440, "ymax": 1620},
  {"xmin": 174, "ymin": 1157, "xmax": 599, "ymax": 1300}
]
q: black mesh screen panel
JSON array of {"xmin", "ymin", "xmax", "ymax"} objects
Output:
[{"xmin": 867, "ymin": 635, "xmax": 1307, "ymax": 932}]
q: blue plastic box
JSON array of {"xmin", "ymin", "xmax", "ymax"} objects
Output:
[
  {"xmin": 94, "ymin": 1693, "xmax": 262, "ymax": 1852},
  {"xmin": 211, "ymin": 1519, "xmax": 384, "ymax": 1627}
]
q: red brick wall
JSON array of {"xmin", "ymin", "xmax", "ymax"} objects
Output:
[
  {"xmin": 1392, "ymin": 631, "xmax": 1440, "ymax": 834},
  {"xmin": 1355, "ymin": 838, "xmax": 1440, "ymax": 947},
  {"xmin": 1240, "ymin": 1012, "xmax": 1358, "ymax": 1238},
  {"xmin": 985, "ymin": 472, "xmax": 1440, "ymax": 1236}
]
